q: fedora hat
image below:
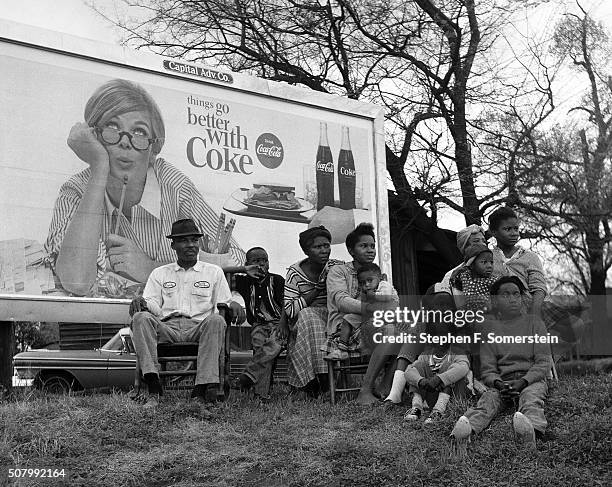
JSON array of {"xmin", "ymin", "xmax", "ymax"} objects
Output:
[{"xmin": 166, "ymin": 219, "xmax": 204, "ymax": 239}]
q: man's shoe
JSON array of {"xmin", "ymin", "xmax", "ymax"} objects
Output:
[
  {"xmin": 142, "ymin": 393, "xmax": 160, "ymax": 409},
  {"xmin": 204, "ymin": 384, "xmax": 220, "ymax": 403},
  {"xmin": 403, "ymin": 406, "xmax": 422, "ymax": 421},
  {"xmin": 450, "ymin": 415, "xmax": 472, "ymax": 442},
  {"xmin": 143, "ymin": 373, "xmax": 164, "ymax": 396},
  {"xmin": 191, "ymin": 384, "xmax": 207, "ymax": 399},
  {"xmin": 513, "ymin": 412, "xmax": 536, "ymax": 449}
]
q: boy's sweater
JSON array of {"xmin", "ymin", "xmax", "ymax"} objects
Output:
[
  {"xmin": 405, "ymin": 351, "xmax": 470, "ymax": 387},
  {"xmin": 480, "ymin": 314, "xmax": 552, "ymax": 386}
]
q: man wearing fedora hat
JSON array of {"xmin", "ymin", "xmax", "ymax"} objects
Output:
[{"xmin": 130, "ymin": 218, "xmax": 246, "ymax": 411}]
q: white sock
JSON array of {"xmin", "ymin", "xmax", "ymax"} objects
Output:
[
  {"xmin": 433, "ymin": 392, "xmax": 450, "ymax": 413},
  {"xmin": 384, "ymin": 370, "xmax": 407, "ymax": 403},
  {"xmin": 412, "ymin": 392, "xmax": 424, "ymax": 409}
]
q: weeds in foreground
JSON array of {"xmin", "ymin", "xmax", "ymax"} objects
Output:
[{"xmin": 0, "ymin": 373, "xmax": 610, "ymax": 487}]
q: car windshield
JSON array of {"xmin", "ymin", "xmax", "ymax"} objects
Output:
[{"xmin": 101, "ymin": 333, "xmax": 123, "ymax": 351}]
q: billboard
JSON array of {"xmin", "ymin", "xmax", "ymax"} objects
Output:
[{"xmin": 0, "ymin": 21, "xmax": 388, "ymax": 317}]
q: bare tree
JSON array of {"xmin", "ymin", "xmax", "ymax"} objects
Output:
[
  {"xmin": 94, "ymin": 0, "xmax": 539, "ymax": 267},
  {"xmin": 481, "ymin": 5, "xmax": 612, "ymax": 296}
]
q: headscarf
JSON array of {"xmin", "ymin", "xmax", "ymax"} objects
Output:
[
  {"xmin": 463, "ymin": 243, "xmax": 492, "ymax": 266},
  {"xmin": 456, "ymin": 224, "xmax": 486, "ymax": 256},
  {"xmin": 298, "ymin": 226, "xmax": 331, "ymax": 253}
]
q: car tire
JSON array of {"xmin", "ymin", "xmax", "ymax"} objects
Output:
[{"xmin": 40, "ymin": 374, "xmax": 78, "ymax": 394}]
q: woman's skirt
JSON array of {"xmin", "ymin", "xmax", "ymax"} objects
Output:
[{"xmin": 287, "ymin": 306, "xmax": 328, "ymax": 388}]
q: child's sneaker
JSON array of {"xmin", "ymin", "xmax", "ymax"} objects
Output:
[
  {"xmin": 403, "ymin": 406, "xmax": 422, "ymax": 421},
  {"xmin": 450, "ymin": 415, "xmax": 472, "ymax": 442},
  {"xmin": 513, "ymin": 412, "xmax": 536, "ymax": 449},
  {"xmin": 424, "ymin": 409, "xmax": 443, "ymax": 425},
  {"xmin": 326, "ymin": 349, "xmax": 349, "ymax": 360}
]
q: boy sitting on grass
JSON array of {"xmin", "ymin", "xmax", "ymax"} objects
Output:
[
  {"xmin": 402, "ymin": 292, "xmax": 470, "ymax": 424},
  {"xmin": 326, "ymin": 262, "xmax": 397, "ymax": 360},
  {"xmin": 451, "ymin": 276, "xmax": 552, "ymax": 449}
]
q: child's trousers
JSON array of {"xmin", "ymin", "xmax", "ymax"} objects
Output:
[
  {"xmin": 464, "ymin": 379, "xmax": 548, "ymax": 433},
  {"xmin": 405, "ymin": 360, "xmax": 468, "ymax": 407},
  {"xmin": 243, "ymin": 322, "xmax": 283, "ymax": 397}
]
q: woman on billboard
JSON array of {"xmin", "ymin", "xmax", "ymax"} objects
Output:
[{"xmin": 45, "ymin": 79, "xmax": 244, "ymax": 297}]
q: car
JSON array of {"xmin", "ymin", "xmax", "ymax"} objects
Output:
[{"xmin": 13, "ymin": 328, "xmax": 287, "ymax": 393}]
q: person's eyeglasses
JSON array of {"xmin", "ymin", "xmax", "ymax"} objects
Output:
[{"xmin": 96, "ymin": 126, "xmax": 158, "ymax": 151}]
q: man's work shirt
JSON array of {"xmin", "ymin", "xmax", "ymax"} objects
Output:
[{"xmin": 143, "ymin": 260, "xmax": 232, "ymax": 322}]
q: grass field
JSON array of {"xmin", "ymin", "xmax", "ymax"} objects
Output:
[{"xmin": 1, "ymin": 372, "xmax": 611, "ymax": 487}]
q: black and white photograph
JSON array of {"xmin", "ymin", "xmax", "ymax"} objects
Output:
[{"xmin": 0, "ymin": 1, "xmax": 610, "ymax": 486}]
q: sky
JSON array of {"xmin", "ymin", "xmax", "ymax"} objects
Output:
[{"xmin": 0, "ymin": 0, "xmax": 122, "ymax": 43}]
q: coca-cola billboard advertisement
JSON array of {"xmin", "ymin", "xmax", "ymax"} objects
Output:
[{"xmin": 0, "ymin": 22, "xmax": 388, "ymax": 305}]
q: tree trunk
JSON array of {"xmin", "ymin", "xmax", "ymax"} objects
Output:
[
  {"xmin": 454, "ymin": 89, "xmax": 480, "ymax": 226},
  {"xmin": 586, "ymin": 228, "xmax": 606, "ymax": 295},
  {"xmin": 386, "ymin": 149, "xmax": 461, "ymax": 267}
]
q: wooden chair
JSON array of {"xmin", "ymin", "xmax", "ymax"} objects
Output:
[
  {"xmin": 134, "ymin": 303, "xmax": 233, "ymax": 399},
  {"xmin": 325, "ymin": 354, "xmax": 371, "ymax": 405}
]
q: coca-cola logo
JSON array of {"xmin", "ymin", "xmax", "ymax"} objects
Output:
[
  {"xmin": 340, "ymin": 167, "xmax": 356, "ymax": 177},
  {"xmin": 316, "ymin": 161, "xmax": 334, "ymax": 173},
  {"xmin": 255, "ymin": 133, "xmax": 284, "ymax": 169}
]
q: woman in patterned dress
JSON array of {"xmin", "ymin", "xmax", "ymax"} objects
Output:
[{"xmin": 282, "ymin": 226, "xmax": 341, "ymax": 396}]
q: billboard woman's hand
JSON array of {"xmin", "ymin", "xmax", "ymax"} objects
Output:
[
  {"xmin": 67, "ymin": 122, "xmax": 109, "ymax": 171},
  {"xmin": 107, "ymin": 233, "xmax": 156, "ymax": 283}
]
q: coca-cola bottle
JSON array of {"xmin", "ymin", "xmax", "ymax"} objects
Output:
[
  {"xmin": 315, "ymin": 122, "xmax": 334, "ymax": 210},
  {"xmin": 338, "ymin": 126, "xmax": 356, "ymax": 209}
]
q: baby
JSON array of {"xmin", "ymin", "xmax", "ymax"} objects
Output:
[
  {"xmin": 358, "ymin": 262, "xmax": 397, "ymax": 306},
  {"xmin": 326, "ymin": 262, "xmax": 397, "ymax": 360}
]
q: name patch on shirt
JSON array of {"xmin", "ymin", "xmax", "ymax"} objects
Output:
[
  {"xmin": 163, "ymin": 281, "xmax": 177, "ymax": 289},
  {"xmin": 194, "ymin": 280, "xmax": 210, "ymax": 288}
]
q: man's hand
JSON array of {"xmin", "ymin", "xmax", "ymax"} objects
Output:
[
  {"xmin": 229, "ymin": 301, "xmax": 246, "ymax": 324},
  {"xmin": 129, "ymin": 296, "xmax": 148, "ymax": 317},
  {"xmin": 107, "ymin": 234, "xmax": 156, "ymax": 283}
]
